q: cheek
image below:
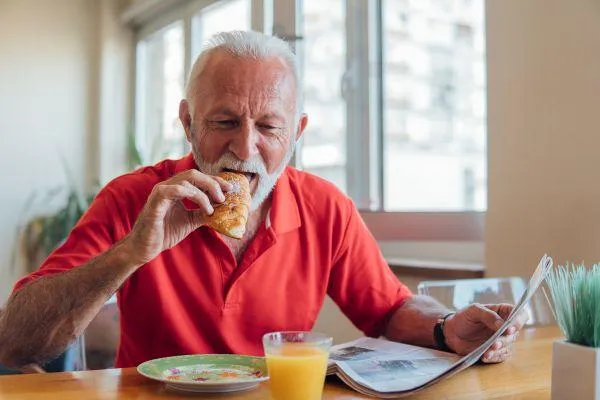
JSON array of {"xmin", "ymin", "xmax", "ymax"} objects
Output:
[
  {"xmin": 195, "ymin": 130, "xmax": 228, "ymax": 163},
  {"xmin": 260, "ymin": 137, "xmax": 291, "ymax": 174}
]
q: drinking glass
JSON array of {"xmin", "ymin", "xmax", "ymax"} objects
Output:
[{"xmin": 263, "ymin": 331, "xmax": 333, "ymax": 400}]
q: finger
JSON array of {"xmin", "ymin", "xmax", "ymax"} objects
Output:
[
  {"xmin": 484, "ymin": 304, "xmax": 528, "ymax": 335},
  {"xmin": 513, "ymin": 309, "xmax": 530, "ymax": 330},
  {"xmin": 150, "ymin": 184, "xmax": 190, "ymax": 203},
  {"xmin": 151, "ymin": 183, "xmax": 214, "ymax": 215},
  {"xmin": 179, "ymin": 181, "xmax": 215, "ymax": 215},
  {"xmin": 195, "ymin": 174, "xmax": 227, "ymax": 203},
  {"xmin": 500, "ymin": 316, "xmax": 527, "ymax": 336},
  {"xmin": 175, "ymin": 170, "xmax": 227, "ymax": 203},
  {"xmin": 481, "ymin": 349, "xmax": 510, "ymax": 364},
  {"xmin": 485, "ymin": 304, "xmax": 529, "ymax": 329},
  {"xmin": 482, "ymin": 349, "xmax": 494, "ymax": 361},
  {"xmin": 484, "ymin": 303, "xmax": 514, "ymax": 318},
  {"xmin": 501, "ymin": 334, "xmax": 518, "ymax": 347},
  {"xmin": 489, "ymin": 334, "xmax": 518, "ymax": 352},
  {"xmin": 471, "ymin": 303, "xmax": 505, "ymax": 331},
  {"xmin": 212, "ymin": 176, "xmax": 234, "ymax": 192},
  {"xmin": 482, "ymin": 347, "xmax": 511, "ymax": 363},
  {"xmin": 190, "ymin": 209, "xmax": 209, "ymax": 226}
]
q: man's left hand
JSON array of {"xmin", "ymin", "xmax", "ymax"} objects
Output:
[{"xmin": 443, "ymin": 304, "xmax": 529, "ymax": 363}]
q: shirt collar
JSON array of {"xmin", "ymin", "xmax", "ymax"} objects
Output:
[
  {"xmin": 269, "ymin": 167, "xmax": 301, "ymax": 234},
  {"xmin": 173, "ymin": 153, "xmax": 197, "ymax": 175},
  {"xmin": 173, "ymin": 154, "xmax": 301, "ymax": 234}
]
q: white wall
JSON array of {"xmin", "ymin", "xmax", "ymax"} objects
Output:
[
  {"xmin": 486, "ymin": 0, "xmax": 600, "ymax": 276},
  {"xmin": 0, "ymin": 0, "xmax": 103, "ymax": 302},
  {"xmin": 98, "ymin": 0, "xmax": 133, "ymax": 184}
]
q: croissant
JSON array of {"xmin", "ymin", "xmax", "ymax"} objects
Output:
[{"xmin": 204, "ymin": 172, "xmax": 251, "ymax": 239}]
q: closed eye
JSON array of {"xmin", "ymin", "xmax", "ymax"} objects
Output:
[{"xmin": 213, "ymin": 120, "xmax": 239, "ymax": 128}]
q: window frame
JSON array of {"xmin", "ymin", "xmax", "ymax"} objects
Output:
[
  {"xmin": 343, "ymin": 0, "xmax": 484, "ymax": 241},
  {"xmin": 125, "ymin": 0, "xmax": 486, "ymax": 243},
  {"xmin": 130, "ymin": 0, "xmax": 264, "ymax": 164}
]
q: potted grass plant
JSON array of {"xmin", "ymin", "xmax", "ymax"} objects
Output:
[{"xmin": 546, "ymin": 264, "xmax": 600, "ymax": 400}]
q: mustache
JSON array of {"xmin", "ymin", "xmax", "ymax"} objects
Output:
[{"xmin": 212, "ymin": 153, "xmax": 268, "ymax": 175}]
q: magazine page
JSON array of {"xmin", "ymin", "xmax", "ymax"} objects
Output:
[
  {"xmin": 328, "ymin": 337, "xmax": 457, "ymax": 367},
  {"xmin": 444, "ymin": 253, "xmax": 554, "ymax": 370},
  {"xmin": 395, "ymin": 254, "xmax": 555, "ymax": 396},
  {"xmin": 328, "ymin": 254, "xmax": 553, "ymax": 396},
  {"xmin": 328, "ymin": 337, "xmax": 459, "ymax": 392}
]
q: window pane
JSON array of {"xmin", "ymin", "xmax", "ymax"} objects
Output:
[
  {"xmin": 382, "ymin": 0, "xmax": 487, "ymax": 211},
  {"xmin": 135, "ymin": 21, "xmax": 185, "ymax": 164},
  {"xmin": 191, "ymin": 0, "xmax": 251, "ymax": 60},
  {"xmin": 300, "ymin": 0, "xmax": 347, "ymax": 193}
]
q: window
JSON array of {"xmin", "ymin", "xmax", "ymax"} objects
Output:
[
  {"xmin": 134, "ymin": 0, "xmax": 251, "ymax": 165},
  {"xmin": 191, "ymin": 0, "xmax": 251, "ymax": 60},
  {"xmin": 382, "ymin": 0, "xmax": 486, "ymax": 211},
  {"xmin": 130, "ymin": 0, "xmax": 486, "ymax": 242},
  {"xmin": 135, "ymin": 21, "xmax": 186, "ymax": 163},
  {"xmin": 294, "ymin": 0, "xmax": 486, "ymax": 215},
  {"xmin": 299, "ymin": 0, "xmax": 347, "ymax": 193}
]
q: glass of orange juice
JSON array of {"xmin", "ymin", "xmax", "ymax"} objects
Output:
[{"xmin": 263, "ymin": 331, "xmax": 333, "ymax": 400}]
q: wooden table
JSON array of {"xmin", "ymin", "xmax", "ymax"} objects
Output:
[{"xmin": 0, "ymin": 326, "xmax": 560, "ymax": 399}]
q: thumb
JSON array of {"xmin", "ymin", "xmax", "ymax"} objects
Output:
[
  {"xmin": 471, "ymin": 304, "xmax": 505, "ymax": 331},
  {"xmin": 190, "ymin": 209, "xmax": 208, "ymax": 229}
]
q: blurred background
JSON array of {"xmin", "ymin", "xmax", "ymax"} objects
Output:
[{"xmin": 0, "ymin": 0, "xmax": 599, "ymax": 346}]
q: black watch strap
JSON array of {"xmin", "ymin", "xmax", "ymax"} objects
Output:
[{"xmin": 433, "ymin": 312, "xmax": 455, "ymax": 352}]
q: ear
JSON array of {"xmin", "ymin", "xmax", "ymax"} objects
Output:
[
  {"xmin": 179, "ymin": 99, "xmax": 192, "ymax": 142},
  {"xmin": 295, "ymin": 113, "xmax": 308, "ymax": 142}
]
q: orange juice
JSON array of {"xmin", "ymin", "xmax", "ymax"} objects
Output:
[{"xmin": 266, "ymin": 344, "xmax": 329, "ymax": 400}]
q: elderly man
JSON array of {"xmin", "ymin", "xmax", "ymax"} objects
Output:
[{"xmin": 0, "ymin": 31, "xmax": 525, "ymax": 370}]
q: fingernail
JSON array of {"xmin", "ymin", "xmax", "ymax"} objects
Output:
[
  {"xmin": 495, "ymin": 340, "xmax": 503, "ymax": 348},
  {"xmin": 508, "ymin": 326, "xmax": 516, "ymax": 335},
  {"xmin": 208, "ymin": 205, "xmax": 214, "ymax": 215},
  {"xmin": 219, "ymin": 193, "xmax": 226, "ymax": 202}
]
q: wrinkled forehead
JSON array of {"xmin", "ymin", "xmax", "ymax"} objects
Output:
[{"xmin": 192, "ymin": 52, "xmax": 297, "ymax": 114}]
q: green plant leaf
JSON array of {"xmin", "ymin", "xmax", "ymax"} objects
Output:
[{"xmin": 546, "ymin": 264, "xmax": 600, "ymax": 347}]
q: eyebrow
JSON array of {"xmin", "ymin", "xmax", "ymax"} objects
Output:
[
  {"xmin": 208, "ymin": 108, "xmax": 239, "ymax": 118},
  {"xmin": 207, "ymin": 109, "xmax": 286, "ymax": 124},
  {"xmin": 260, "ymin": 113, "xmax": 286, "ymax": 124}
]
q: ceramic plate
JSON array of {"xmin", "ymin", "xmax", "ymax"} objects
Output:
[{"xmin": 137, "ymin": 354, "xmax": 269, "ymax": 393}]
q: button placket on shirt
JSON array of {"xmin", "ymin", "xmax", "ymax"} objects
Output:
[{"xmin": 221, "ymin": 228, "xmax": 277, "ymax": 312}]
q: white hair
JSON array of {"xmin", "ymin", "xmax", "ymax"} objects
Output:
[{"xmin": 185, "ymin": 30, "xmax": 300, "ymax": 119}]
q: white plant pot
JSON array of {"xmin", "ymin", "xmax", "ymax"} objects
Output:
[{"xmin": 552, "ymin": 340, "xmax": 600, "ymax": 400}]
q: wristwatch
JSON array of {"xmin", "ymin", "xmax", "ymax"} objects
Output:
[{"xmin": 433, "ymin": 312, "xmax": 455, "ymax": 352}]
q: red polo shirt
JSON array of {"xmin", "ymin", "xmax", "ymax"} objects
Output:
[{"xmin": 14, "ymin": 154, "xmax": 412, "ymax": 367}]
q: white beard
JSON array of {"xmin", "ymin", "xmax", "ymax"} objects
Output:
[{"xmin": 192, "ymin": 142, "xmax": 295, "ymax": 211}]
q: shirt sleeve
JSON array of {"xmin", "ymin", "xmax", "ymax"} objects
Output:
[
  {"xmin": 12, "ymin": 186, "xmax": 122, "ymax": 292},
  {"xmin": 327, "ymin": 198, "xmax": 413, "ymax": 337}
]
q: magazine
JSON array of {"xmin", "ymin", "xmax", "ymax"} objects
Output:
[{"xmin": 326, "ymin": 254, "xmax": 553, "ymax": 398}]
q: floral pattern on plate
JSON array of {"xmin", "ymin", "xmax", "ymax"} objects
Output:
[
  {"xmin": 137, "ymin": 354, "xmax": 269, "ymax": 387},
  {"xmin": 163, "ymin": 364, "xmax": 264, "ymax": 383}
]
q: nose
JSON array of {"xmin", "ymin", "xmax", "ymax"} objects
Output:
[{"xmin": 228, "ymin": 120, "xmax": 260, "ymax": 161}]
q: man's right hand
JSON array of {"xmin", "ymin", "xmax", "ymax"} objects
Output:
[
  {"xmin": 123, "ymin": 170, "xmax": 232, "ymax": 265},
  {"xmin": 0, "ymin": 172, "xmax": 230, "ymax": 367}
]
